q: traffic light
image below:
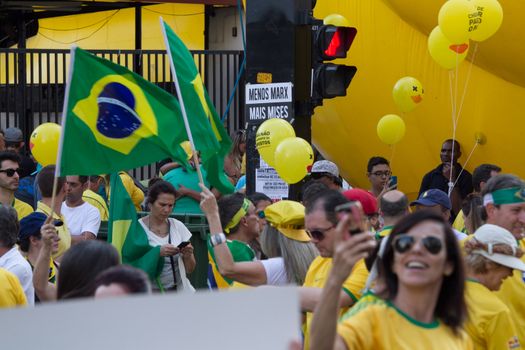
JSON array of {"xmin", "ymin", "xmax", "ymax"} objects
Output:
[{"xmin": 311, "ymin": 21, "xmax": 357, "ymax": 104}]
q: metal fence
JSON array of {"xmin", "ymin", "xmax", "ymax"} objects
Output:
[{"xmin": 0, "ymin": 48, "xmax": 245, "ymax": 180}]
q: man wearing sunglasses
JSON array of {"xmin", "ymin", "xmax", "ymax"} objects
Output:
[
  {"xmin": 482, "ymin": 174, "xmax": 525, "ymax": 345},
  {"xmin": 301, "ymin": 190, "xmax": 369, "ymax": 349},
  {"xmin": 0, "ymin": 151, "xmax": 33, "ymax": 220},
  {"xmin": 310, "ymin": 160, "xmax": 343, "ymax": 191}
]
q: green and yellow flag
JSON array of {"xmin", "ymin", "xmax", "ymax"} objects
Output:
[
  {"xmin": 161, "ymin": 19, "xmax": 235, "ymax": 194},
  {"xmin": 108, "ymin": 173, "xmax": 163, "ymax": 280},
  {"xmin": 58, "ymin": 46, "xmax": 191, "ymax": 176}
]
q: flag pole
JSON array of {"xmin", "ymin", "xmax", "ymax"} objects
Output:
[
  {"xmin": 160, "ymin": 17, "xmax": 205, "ymax": 185},
  {"xmin": 49, "ymin": 45, "xmax": 77, "ymax": 218}
]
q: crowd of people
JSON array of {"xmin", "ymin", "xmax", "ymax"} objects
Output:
[{"xmin": 1, "ymin": 125, "xmax": 524, "ymax": 350}]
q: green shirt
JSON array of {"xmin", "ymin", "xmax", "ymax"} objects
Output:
[
  {"xmin": 208, "ymin": 238, "xmax": 255, "ymax": 286},
  {"xmin": 164, "ymin": 166, "xmax": 209, "ymax": 214}
]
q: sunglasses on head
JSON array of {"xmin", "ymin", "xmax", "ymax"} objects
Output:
[
  {"xmin": 392, "ymin": 234, "xmax": 443, "ymax": 255},
  {"xmin": 0, "ymin": 168, "xmax": 19, "ymax": 177},
  {"xmin": 305, "ymin": 225, "xmax": 334, "ymax": 241}
]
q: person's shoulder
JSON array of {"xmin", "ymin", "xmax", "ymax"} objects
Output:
[
  {"xmin": 81, "ymin": 201, "xmax": 100, "ymax": 213},
  {"xmin": 340, "ymin": 292, "xmax": 386, "ymax": 321}
]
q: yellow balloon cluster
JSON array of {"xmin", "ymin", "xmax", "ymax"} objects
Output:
[
  {"xmin": 30, "ymin": 123, "xmax": 61, "ymax": 166},
  {"xmin": 392, "ymin": 77, "xmax": 424, "ymax": 113},
  {"xmin": 377, "ymin": 115, "xmax": 405, "ymax": 145},
  {"xmin": 429, "ymin": 0, "xmax": 503, "ymax": 70},
  {"xmin": 255, "ymin": 118, "xmax": 314, "ymax": 184}
]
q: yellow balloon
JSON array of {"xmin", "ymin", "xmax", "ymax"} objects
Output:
[
  {"xmin": 438, "ymin": 0, "xmax": 476, "ymax": 43},
  {"xmin": 377, "ymin": 115, "xmax": 406, "ymax": 145},
  {"xmin": 392, "ymin": 77, "xmax": 424, "ymax": 113},
  {"xmin": 256, "ymin": 118, "xmax": 295, "ymax": 167},
  {"xmin": 324, "ymin": 14, "xmax": 351, "ymax": 27},
  {"xmin": 274, "ymin": 137, "xmax": 314, "ymax": 184},
  {"xmin": 428, "ymin": 26, "xmax": 470, "ymax": 70},
  {"xmin": 469, "ymin": 0, "xmax": 503, "ymax": 42},
  {"xmin": 30, "ymin": 123, "xmax": 61, "ymax": 166}
]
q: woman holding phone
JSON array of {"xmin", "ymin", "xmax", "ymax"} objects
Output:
[
  {"xmin": 310, "ymin": 210, "xmax": 471, "ymax": 349},
  {"xmin": 137, "ymin": 180, "xmax": 195, "ymax": 292}
]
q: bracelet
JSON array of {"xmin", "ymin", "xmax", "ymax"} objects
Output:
[{"xmin": 210, "ymin": 233, "xmax": 226, "ymax": 247}]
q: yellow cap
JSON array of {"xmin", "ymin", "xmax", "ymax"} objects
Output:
[
  {"xmin": 263, "ymin": 200, "xmax": 310, "ymax": 242},
  {"xmin": 180, "ymin": 141, "xmax": 193, "ymax": 160}
]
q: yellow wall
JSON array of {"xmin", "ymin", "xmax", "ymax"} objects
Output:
[{"xmin": 0, "ymin": 4, "xmax": 204, "ymax": 84}]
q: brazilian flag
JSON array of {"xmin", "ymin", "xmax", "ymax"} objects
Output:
[
  {"xmin": 59, "ymin": 47, "xmax": 192, "ymax": 177},
  {"xmin": 108, "ymin": 173, "xmax": 163, "ymax": 280},
  {"xmin": 161, "ymin": 19, "xmax": 235, "ymax": 194}
]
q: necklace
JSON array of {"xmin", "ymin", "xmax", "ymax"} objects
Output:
[{"xmin": 147, "ymin": 216, "xmax": 169, "ymax": 237}]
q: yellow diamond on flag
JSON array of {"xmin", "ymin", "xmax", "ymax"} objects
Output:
[
  {"xmin": 191, "ymin": 74, "xmax": 222, "ymax": 142},
  {"xmin": 72, "ymin": 74, "xmax": 158, "ymax": 155},
  {"xmin": 111, "ymin": 219, "xmax": 132, "ymax": 256}
]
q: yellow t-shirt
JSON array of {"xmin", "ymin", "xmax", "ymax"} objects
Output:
[
  {"xmin": 453, "ymin": 209, "xmax": 467, "ymax": 233},
  {"xmin": 36, "ymin": 201, "xmax": 71, "ymax": 259},
  {"xmin": 302, "ymin": 256, "xmax": 369, "ymax": 350},
  {"xmin": 13, "ymin": 198, "xmax": 33, "ymax": 220},
  {"xmin": 83, "ymin": 189, "xmax": 109, "ymax": 221},
  {"xmin": 337, "ymin": 294, "xmax": 473, "ymax": 350},
  {"xmin": 495, "ymin": 239, "xmax": 525, "ymax": 346},
  {"xmin": 106, "ymin": 172, "xmax": 144, "ymax": 212},
  {"xmin": 464, "ymin": 279, "xmax": 520, "ymax": 350},
  {"xmin": 0, "ymin": 268, "xmax": 27, "ymax": 308}
]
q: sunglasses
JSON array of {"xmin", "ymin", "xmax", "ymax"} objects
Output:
[
  {"xmin": 392, "ymin": 234, "xmax": 443, "ymax": 255},
  {"xmin": 0, "ymin": 168, "xmax": 19, "ymax": 177},
  {"xmin": 305, "ymin": 225, "xmax": 334, "ymax": 241}
]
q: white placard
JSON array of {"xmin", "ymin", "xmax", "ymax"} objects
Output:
[
  {"xmin": 245, "ymin": 82, "xmax": 293, "ymax": 105},
  {"xmin": 256, "ymin": 158, "xmax": 289, "ymax": 201},
  {"xmin": 0, "ymin": 287, "xmax": 300, "ymax": 350}
]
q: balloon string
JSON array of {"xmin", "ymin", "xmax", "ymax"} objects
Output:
[
  {"xmin": 448, "ymin": 69, "xmax": 457, "ymax": 197},
  {"xmin": 456, "ymin": 42, "xmax": 478, "ymax": 125},
  {"xmin": 452, "ymin": 141, "xmax": 479, "ymax": 190}
]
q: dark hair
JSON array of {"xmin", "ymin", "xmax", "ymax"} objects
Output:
[
  {"xmin": 57, "ymin": 240, "xmax": 120, "ymax": 300},
  {"xmin": 18, "ymin": 232, "xmax": 40, "ymax": 253},
  {"xmin": 0, "ymin": 206, "xmax": 19, "ymax": 249},
  {"xmin": 78, "ymin": 175, "xmax": 88, "ymax": 184},
  {"xmin": 443, "ymin": 139, "xmax": 461, "ymax": 151},
  {"xmin": 146, "ymin": 180, "xmax": 177, "ymax": 205},
  {"xmin": 248, "ymin": 192, "xmax": 271, "ymax": 206},
  {"xmin": 37, "ymin": 165, "xmax": 65, "ymax": 197},
  {"xmin": 217, "ymin": 192, "xmax": 247, "ymax": 233},
  {"xmin": 302, "ymin": 180, "xmax": 330, "ymax": 208},
  {"xmin": 305, "ymin": 190, "xmax": 348, "ymax": 225},
  {"xmin": 472, "ymin": 164, "xmax": 502, "ymax": 192},
  {"xmin": 93, "ymin": 265, "xmax": 151, "ymax": 294},
  {"xmin": 147, "ymin": 176, "xmax": 163, "ymax": 189},
  {"xmin": 367, "ymin": 156, "xmax": 389, "ymax": 173},
  {"xmin": 89, "ymin": 175, "xmax": 102, "ymax": 182},
  {"xmin": 380, "ymin": 193, "xmax": 409, "ymax": 218},
  {"xmin": 379, "ymin": 210, "xmax": 466, "ymax": 333},
  {"xmin": 461, "ymin": 193, "xmax": 484, "ymax": 233},
  {"xmin": 0, "ymin": 150, "xmax": 21, "ymax": 168},
  {"xmin": 480, "ymin": 174, "xmax": 524, "ymax": 209}
]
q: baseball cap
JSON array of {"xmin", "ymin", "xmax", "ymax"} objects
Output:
[
  {"xmin": 410, "ymin": 189, "xmax": 451, "ymax": 210},
  {"xmin": 470, "ymin": 224, "xmax": 525, "ymax": 271},
  {"xmin": 19, "ymin": 212, "xmax": 48, "ymax": 240},
  {"xmin": 311, "ymin": 160, "xmax": 339, "ymax": 177},
  {"xmin": 263, "ymin": 200, "xmax": 310, "ymax": 242},
  {"xmin": 342, "ymin": 188, "xmax": 378, "ymax": 215},
  {"xmin": 4, "ymin": 127, "xmax": 23, "ymax": 142}
]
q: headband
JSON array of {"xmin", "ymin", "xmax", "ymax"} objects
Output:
[
  {"xmin": 224, "ymin": 198, "xmax": 251, "ymax": 234},
  {"xmin": 483, "ymin": 187, "xmax": 525, "ymax": 206}
]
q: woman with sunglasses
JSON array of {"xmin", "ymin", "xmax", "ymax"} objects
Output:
[
  {"xmin": 224, "ymin": 129, "xmax": 246, "ymax": 185},
  {"xmin": 201, "ymin": 185, "xmax": 318, "ymax": 286},
  {"xmin": 463, "ymin": 224, "xmax": 524, "ymax": 349},
  {"xmin": 310, "ymin": 210, "xmax": 471, "ymax": 350}
]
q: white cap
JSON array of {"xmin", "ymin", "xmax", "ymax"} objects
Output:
[
  {"xmin": 311, "ymin": 160, "xmax": 339, "ymax": 177},
  {"xmin": 472, "ymin": 224, "xmax": 525, "ymax": 272}
]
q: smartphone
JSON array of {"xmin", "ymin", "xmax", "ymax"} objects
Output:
[
  {"xmin": 389, "ymin": 175, "xmax": 398, "ymax": 189},
  {"xmin": 334, "ymin": 201, "xmax": 367, "ymax": 237},
  {"xmin": 178, "ymin": 241, "xmax": 190, "ymax": 249}
]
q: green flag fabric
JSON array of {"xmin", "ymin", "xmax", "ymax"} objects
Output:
[
  {"xmin": 108, "ymin": 173, "xmax": 163, "ymax": 280},
  {"xmin": 58, "ymin": 46, "xmax": 191, "ymax": 176},
  {"xmin": 161, "ymin": 19, "xmax": 235, "ymax": 194}
]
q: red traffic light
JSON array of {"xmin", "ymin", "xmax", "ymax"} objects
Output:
[{"xmin": 316, "ymin": 26, "xmax": 357, "ymax": 60}]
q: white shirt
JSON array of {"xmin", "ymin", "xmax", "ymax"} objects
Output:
[
  {"xmin": 0, "ymin": 247, "xmax": 34, "ymax": 305},
  {"xmin": 61, "ymin": 201, "xmax": 101, "ymax": 236},
  {"xmin": 139, "ymin": 217, "xmax": 194, "ymax": 292},
  {"xmin": 260, "ymin": 257, "xmax": 288, "ymax": 286},
  {"xmin": 453, "ymin": 228, "xmax": 468, "ymax": 241}
]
